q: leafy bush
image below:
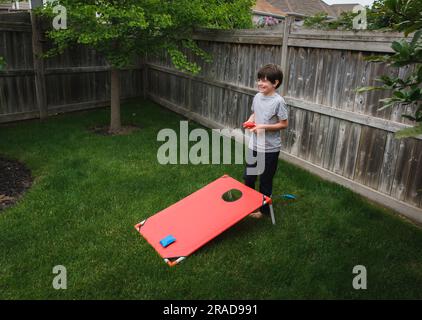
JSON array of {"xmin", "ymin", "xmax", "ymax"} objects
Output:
[
  {"xmin": 358, "ymin": 0, "xmax": 422, "ymax": 138},
  {"xmin": 305, "ymin": 0, "xmax": 422, "ymax": 138},
  {"xmin": 304, "ymin": 12, "xmax": 357, "ymax": 30}
]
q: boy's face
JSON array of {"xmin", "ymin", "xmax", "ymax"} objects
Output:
[{"xmin": 257, "ymin": 77, "xmax": 279, "ymax": 95}]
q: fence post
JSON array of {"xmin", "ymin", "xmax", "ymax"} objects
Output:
[
  {"xmin": 280, "ymin": 16, "xmax": 294, "ymax": 97},
  {"xmin": 143, "ymin": 62, "xmax": 149, "ymax": 99},
  {"xmin": 30, "ymin": 11, "xmax": 47, "ymax": 120}
]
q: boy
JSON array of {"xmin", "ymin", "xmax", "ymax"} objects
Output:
[{"xmin": 244, "ymin": 64, "xmax": 288, "ymax": 219}]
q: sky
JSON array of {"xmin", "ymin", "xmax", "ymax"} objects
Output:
[{"xmin": 322, "ymin": 0, "xmax": 375, "ymax": 7}]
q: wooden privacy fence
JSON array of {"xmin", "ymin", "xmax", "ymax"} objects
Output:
[
  {"xmin": 0, "ymin": 11, "xmax": 143, "ymax": 123},
  {"xmin": 145, "ymin": 18, "xmax": 422, "ymax": 223},
  {"xmin": 0, "ymin": 12, "xmax": 421, "ymax": 224}
]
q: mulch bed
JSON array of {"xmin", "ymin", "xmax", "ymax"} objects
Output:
[{"xmin": 0, "ymin": 155, "xmax": 33, "ymax": 211}]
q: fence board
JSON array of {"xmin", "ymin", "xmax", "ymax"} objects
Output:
[{"xmin": 390, "ymin": 139, "xmax": 417, "ymax": 202}]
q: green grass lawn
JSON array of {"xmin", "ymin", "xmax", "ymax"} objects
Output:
[{"xmin": 0, "ymin": 98, "xmax": 422, "ymax": 299}]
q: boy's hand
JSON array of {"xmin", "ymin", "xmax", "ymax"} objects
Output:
[
  {"xmin": 249, "ymin": 124, "xmax": 265, "ymax": 134},
  {"xmin": 242, "ymin": 121, "xmax": 256, "ymax": 129}
]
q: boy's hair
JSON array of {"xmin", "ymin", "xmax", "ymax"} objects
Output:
[{"xmin": 257, "ymin": 64, "xmax": 283, "ymax": 89}]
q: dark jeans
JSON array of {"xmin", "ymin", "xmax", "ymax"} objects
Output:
[{"xmin": 243, "ymin": 149, "xmax": 280, "ymax": 215}]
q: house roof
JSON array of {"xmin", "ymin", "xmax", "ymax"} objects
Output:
[
  {"xmin": 330, "ymin": 4, "xmax": 360, "ymax": 16},
  {"xmin": 253, "ymin": 0, "xmax": 287, "ymax": 17},
  {"xmin": 263, "ymin": 0, "xmax": 337, "ymax": 18}
]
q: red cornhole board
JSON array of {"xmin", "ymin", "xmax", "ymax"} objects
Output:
[{"xmin": 134, "ymin": 175, "xmax": 273, "ymax": 266}]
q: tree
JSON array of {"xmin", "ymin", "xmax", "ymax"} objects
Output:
[
  {"xmin": 38, "ymin": 0, "xmax": 254, "ymax": 133},
  {"xmin": 365, "ymin": 0, "xmax": 404, "ymax": 30}
]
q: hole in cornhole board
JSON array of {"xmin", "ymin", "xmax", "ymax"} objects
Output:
[{"xmin": 221, "ymin": 189, "xmax": 242, "ymax": 202}]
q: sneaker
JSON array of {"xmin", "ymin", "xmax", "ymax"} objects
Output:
[{"xmin": 249, "ymin": 211, "xmax": 264, "ymax": 219}]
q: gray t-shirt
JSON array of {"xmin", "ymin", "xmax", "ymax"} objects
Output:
[{"xmin": 248, "ymin": 92, "xmax": 288, "ymax": 153}]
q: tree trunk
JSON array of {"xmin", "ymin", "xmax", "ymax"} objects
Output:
[{"xmin": 110, "ymin": 67, "xmax": 121, "ymax": 133}]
